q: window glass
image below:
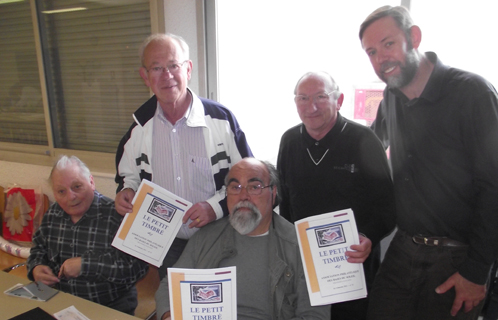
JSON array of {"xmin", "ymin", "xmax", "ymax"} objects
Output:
[
  {"xmin": 0, "ymin": 0, "xmax": 47, "ymax": 145},
  {"xmin": 217, "ymin": 0, "xmax": 399, "ymax": 163},
  {"xmin": 411, "ymin": 0, "xmax": 498, "ymax": 87},
  {"xmin": 37, "ymin": 0, "xmax": 151, "ymax": 152}
]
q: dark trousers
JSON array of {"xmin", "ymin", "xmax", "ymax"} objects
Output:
[
  {"xmin": 367, "ymin": 230, "xmax": 484, "ymax": 320},
  {"xmin": 158, "ymin": 237, "xmax": 189, "ymax": 280},
  {"xmin": 330, "ymin": 244, "xmax": 381, "ymax": 320}
]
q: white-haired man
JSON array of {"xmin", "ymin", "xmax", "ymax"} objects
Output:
[
  {"xmin": 115, "ymin": 33, "xmax": 252, "ymax": 279},
  {"xmin": 28, "ymin": 155, "xmax": 148, "ymax": 315}
]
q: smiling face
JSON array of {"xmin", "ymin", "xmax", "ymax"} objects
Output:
[
  {"xmin": 51, "ymin": 163, "xmax": 95, "ymax": 223},
  {"xmin": 295, "ymin": 73, "xmax": 344, "ymax": 140},
  {"xmin": 361, "ymin": 16, "xmax": 420, "ymax": 88},
  {"xmin": 139, "ymin": 37, "xmax": 192, "ymax": 108}
]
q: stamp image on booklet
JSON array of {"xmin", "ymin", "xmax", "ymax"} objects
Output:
[
  {"xmin": 315, "ymin": 225, "xmax": 346, "ymax": 247},
  {"xmin": 191, "ymin": 283, "xmax": 223, "ymax": 303}
]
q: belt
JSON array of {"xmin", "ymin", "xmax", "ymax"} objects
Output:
[{"xmin": 412, "ymin": 235, "xmax": 468, "ymax": 247}]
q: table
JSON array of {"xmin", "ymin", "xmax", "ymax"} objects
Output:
[
  {"xmin": 1, "ymin": 271, "xmax": 140, "ymax": 320},
  {"xmin": 0, "ymin": 249, "xmax": 26, "ymax": 272}
]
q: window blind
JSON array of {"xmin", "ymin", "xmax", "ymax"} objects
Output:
[
  {"xmin": 0, "ymin": 1, "xmax": 48, "ymax": 145},
  {"xmin": 37, "ymin": 0, "xmax": 151, "ymax": 152}
]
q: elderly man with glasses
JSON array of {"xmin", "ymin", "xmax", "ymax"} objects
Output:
[
  {"xmin": 155, "ymin": 157, "xmax": 331, "ymax": 320},
  {"xmin": 115, "ymin": 33, "xmax": 252, "ymax": 280},
  {"xmin": 277, "ymin": 71, "xmax": 396, "ymax": 320}
]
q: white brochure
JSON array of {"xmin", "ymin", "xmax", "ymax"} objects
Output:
[
  {"xmin": 112, "ymin": 179, "xmax": 191, "ymax": 267},
  {"xmin": 295, "ymin": 208, "xmax": 367, "ymax": 306},
  {"xmin": 168, "ymin": 266, "xmax": 237, "ymax": 320}
]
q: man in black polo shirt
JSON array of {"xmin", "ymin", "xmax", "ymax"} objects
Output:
[{"xmin": 277, "ymin": 71, "xmax": 396, "ymax": 320}]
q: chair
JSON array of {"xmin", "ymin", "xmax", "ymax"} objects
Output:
[{"xmin": 134, "ymin": 265, "xmax": 160, "ymax": 320}]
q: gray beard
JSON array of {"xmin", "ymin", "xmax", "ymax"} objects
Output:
[
  {"xmin": 229, "ymin": 201, "xmax": 262, "ymax": 235},
  {"xmin": 382, "ymin": 48, "xmax": 420, "ymax": 89}
]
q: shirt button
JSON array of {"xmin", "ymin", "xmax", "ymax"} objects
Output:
[
  {"xmin": 172, "ymin": 129, "xmax": 176, "ymax": 133},
  {"xmin": 177, "ymin": 177, "xmax": 181, "ymax": 181},
  {"xmin": 315, "ymin": 142, "xmax": 319, "ymax": 146},
  {"xmin": 404, "ymin": 177, "xmax": 409, "ymax": 181}
]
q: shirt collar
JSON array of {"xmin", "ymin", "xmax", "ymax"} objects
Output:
[
  {"xmin": 155, "ymin": 89, "xmax": 193, "ymax": 126},
  {"xmin": 301, "ymin": 112, "xmax": 345, "ymax": 148},
  {"xmin": 154, "ymin": 88, "xmax": 207, "ymax": 128},
  {"xmin": 185, "ymin": 88, "xmax": 207, "ymax": 128},
  {"xmin": 388, "ymin": 52, "xmax": 447, "ymax": 105}
]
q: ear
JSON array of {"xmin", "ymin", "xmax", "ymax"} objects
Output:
[
  {"xmin": 139, "ymin": 67, "xmax": 151, "ymax": 87},
  {"xmin": 271, "ymin": 185, "xmax": 277, "ymax": 205},
  {"xmin": 89, "ymin": 175, "xmax": 96, "ymax": 191},
  {"xmin": 185, "ymin": 60, "xmax": 193, "ymax": 81},
  {"xmin": 336, "ymin": 93, "xmax": 345, "ymax": 110},
  {"xmin": 409, "ymin": 25, "xmax": 422, "ymax": 49}
]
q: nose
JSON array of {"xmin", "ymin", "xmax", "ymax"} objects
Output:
[
  {"xmin": 375, "ymin": 48, "xmax": 388, "ymax": 65},
  {"xmin": 68, "ymin": 190, "xmax": 77, "ymax": 201},
  {"xmin": 307, "ymin": 101, "xmax": 318, "ymax": 112},
  {"xmin": 161, "ymin": 69, "xmax": 173, "ymax": 79}
]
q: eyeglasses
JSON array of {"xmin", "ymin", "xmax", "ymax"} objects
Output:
[
  {"xmin": 294, "ymin": 91, "xmax": 336, "ymax": 105},
  {"xmin": 226, "ymin": 182, "xmax": 273, "ymax": 196},
  {"xmin": 146, "ymin": 60, "xmax": 188, "ymax": 75}
]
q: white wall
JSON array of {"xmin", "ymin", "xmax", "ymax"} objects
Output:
[{"xmin": 0, "ymin": 160, "xmax": 116, "ymax": 203}]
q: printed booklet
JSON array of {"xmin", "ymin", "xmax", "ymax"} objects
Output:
[{"xmin": 295, "ymin": 208, "xmax": 367, "ymax": 306}]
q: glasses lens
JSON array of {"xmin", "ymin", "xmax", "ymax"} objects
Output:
[
  {"xmin": 227, "ymin": 183, "xmax": 241, "ymax": 195},
  {"xmin": 167, "ymin": 63, "xmax": 180, "ymax": 73},
  {"xmin": 247, "ymin": 183, "xmax": 264, "ymax": 195},
  {"xmin": 295, "ymin": 95, "xmax": 308, "ymax": 105},
  {"xmin": 315, "ymin": 93, "xmax": 330, "ymax": 103}
]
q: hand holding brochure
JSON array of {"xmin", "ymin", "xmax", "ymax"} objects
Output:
[
  {"xmin": 112, "ymin": 179, "xmax": 192, "ymax": 267},
  {"xmin": 168, "ymin": 267, "xmax": 237, "ymax": 320},
  {"xmin": 295, "ymin": 208, "xmax": 367, "ymax": 306},
  {"xmin": 4, "ymin": 281, "xmax": 59, "ymax": 301}
]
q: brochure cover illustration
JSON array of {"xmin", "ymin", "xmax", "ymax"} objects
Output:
[
  {"xmin": 168, "ymin": 267, "xmax": 237, "ymax": 320},
  {"xmin": 295, "ymin": 208, "xmax": 367, "ymax": 306},
  {"xmin": 112, "ymin": 179, "xmax": 192, "ymax": 267}
]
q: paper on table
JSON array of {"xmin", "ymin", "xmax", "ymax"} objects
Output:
[
  {"xmin": 168, "ymin": 267, "xmax": 237, "ymax": 320},
  {"xmin": 295, "ymin": 208, "xmax": 367, "ymax": 306},
  {"xmin": 112, "ymin": 179, "xmax": 192, "ymax": 267},
  {"xmin": 4, "ymin": 281, "xmax": 59, "ymax": 301},
  {"xmin": 53, "ymin": 305, "xmax": 91, "ymax": 320}
]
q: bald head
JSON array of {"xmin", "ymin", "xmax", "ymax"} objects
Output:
[
  {"xmin": 139, "ymin": 33, "xmax": 189, "ymax": 67},
  {"xmin": 294, "ymin": 71, "xmax": 339, "ymax": 95},
  {"xmin": 294, "ymin": 71, "xmax": 344, "ymax": 141}
]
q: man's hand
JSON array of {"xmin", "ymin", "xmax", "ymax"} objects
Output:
[
  {"xmin": 345, "ymin": 235, "xmax": 372, "ymax": 263},
  {"xmin": 161, "ymin": 311, "xmax": 171, "ymax": 320},
  {"xmin": 183, "ymin": 201, "xmax": 216, "ymax": 228},
  {"xmin": 436, "ymin": 272, "xmax": 486, "ymax": 316},
  {"xmin": 115, "ymin": 188, "xmax": 135, "ymax": 216},
  {"xmin": 58, "ymin": 257, "xmax": 82, "ymax": 279},
  {"xmin": 32, "ymin": 265, "xmax": 60, "ymax": 286}
]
